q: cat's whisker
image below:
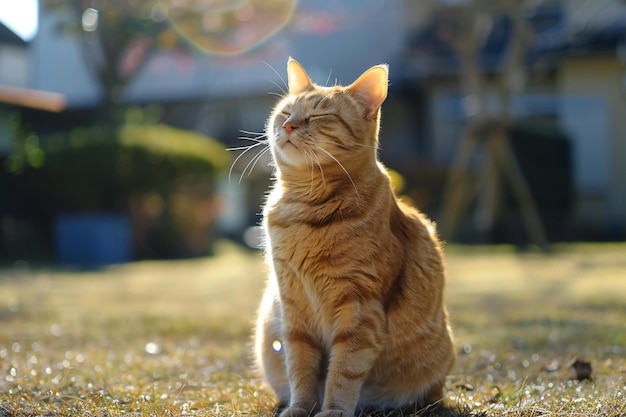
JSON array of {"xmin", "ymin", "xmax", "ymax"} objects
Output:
[
  {"xmin": 315, "ymin": 147, "xmax": 360, "ymax": 202},
  {"xmin": 226, "ymin": 144, "xmax": 264, "ymax": 151},
  {"xmin": 264, "ymin": 61, "xmax": 288, "ymax": 95},
  {"xmin": 302, "ymin": 149, "xmax": 316, "ymax": 196},
  {"xmin": 268, "ymin": 79, "xmax": 288, "ymax": 97},
  {"xmin": 308, "ymin": 149, "xmax": 326, "ymax": 193},
  {"xmin": 250, "ymin": 145, "xmax": 272, "ymax": 173},
  {"xmin": 324, "ymin": 69, "xmax": 333, "ymax": 87},
  {"xmin": 239, "ymin": 129, "xmax": 267, "ymax": 136},
  {"xmin": 226, "ymin": 141, "xmax": 267, "ymax": 183},
  {"xmin": 241, "ymin": 145, "xmax": 271, "ymax": 183},
  {"xmin": 235, "ymin": 139, "xmax": 267, "ymax": 147},
  {"xmin": 227, "ymin": 129, "xmax": 270, "ymax": 182},
  {"xmin": 312, "ymin": 151, "xmax": 326, "ymax": 190},
  {"xmin": 225, "ymin": 139, "xmax": 265, "ymax": 155},
  {"xmin": 314, "ymin": 137, "xmax": 378, "ymax": 151},
  {"xmin": 238, "ymin": 130, "xmax": 268, "ymax": 142}
]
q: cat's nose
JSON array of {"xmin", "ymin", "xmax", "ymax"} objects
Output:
[
  {"xmin": 283, "ymin": 114, "xmax": 304, "ymax": 134},
  {"xmin": 283, "ymin": 119, "xmax": 299, "ymax": 134}
]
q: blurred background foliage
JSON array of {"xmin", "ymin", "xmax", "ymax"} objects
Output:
[{"xmin": 1, "ymin": 0, "xmax": 625, "ymax": 265}]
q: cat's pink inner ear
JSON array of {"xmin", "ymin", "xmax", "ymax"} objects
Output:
[
  {"xmin": 346, "ymin": 65, "xmax": 389, "ymax": 120},
  {"xmin": 287, "ymin": 58, "xmax": 313, "ymax": 95}
]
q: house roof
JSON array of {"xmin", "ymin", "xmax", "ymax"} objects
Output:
[
  {"xmin": 406, "ymin": 3, "xmax": 626, "ymax": 79},
  {"xmin": 0, "ymin": 21, "xmax": 28, "ymax": 46},
  {"xmin": 0, "ymin": 84, "xmax": 66, "ymax": 112}
]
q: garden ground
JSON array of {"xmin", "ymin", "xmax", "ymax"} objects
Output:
[{"xmin": 0, "ymin": 241, "xmax": 625, "ymax": 416}]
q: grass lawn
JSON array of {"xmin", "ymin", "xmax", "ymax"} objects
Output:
[{"xmin": 0, "ymin": 241, "xmax": 625, "ymax": 416}]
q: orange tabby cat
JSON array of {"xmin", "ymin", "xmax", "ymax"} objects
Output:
[{"xmin": 254, "ymin": 58, "xmax": 455, "ymax": 417}]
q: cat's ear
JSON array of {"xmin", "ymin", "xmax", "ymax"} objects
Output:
[
  {"xmin": 346, "ymin": 64, "xmax": 388, "ymax": 120},
  {"xmin": 287, "ymin": 57, "xmax": 314, "ymax": 95}
]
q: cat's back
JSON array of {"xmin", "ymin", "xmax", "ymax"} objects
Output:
[{"xmin": 390, "ymin": 199, "xmax": 447, "ymax": 290}]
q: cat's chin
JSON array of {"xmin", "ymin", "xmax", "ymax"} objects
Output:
[{"xmin": 273, "ymin": 142, "xmax": 309, "ymax": 168}]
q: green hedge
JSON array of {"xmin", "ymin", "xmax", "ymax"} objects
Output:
[
  {"xmin": 32, "ymin": 123, "xmax": 229, "ymax": 211},
  {"xmin": 1, "ymin": 123, "xmax": 230, "ymax": 260}
]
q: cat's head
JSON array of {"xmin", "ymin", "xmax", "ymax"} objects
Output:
[{"xmin": 267, "ymin": 58, "xmax": 388, "ymax": 177}]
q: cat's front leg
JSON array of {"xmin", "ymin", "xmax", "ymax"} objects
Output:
[
  {"xmin": 278, "ymin": 304, "xmax": 324, "ymax": 417},
  {"xmin": 317, "ymin": 301, "xmax": 386, "ymax": 417}
]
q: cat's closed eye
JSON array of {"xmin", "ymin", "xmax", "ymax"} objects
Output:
[{"xmin": 309, "ymin": 113, "xmax": 333, "ymax": 121}]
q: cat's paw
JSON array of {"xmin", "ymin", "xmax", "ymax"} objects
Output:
[
  {"xmin": 278, "ymin": 406, "xmax": 312, "ymax": 417},
  {"xmin": 314, "ymin": 410, "xmax": 351, "ymax": 417}
]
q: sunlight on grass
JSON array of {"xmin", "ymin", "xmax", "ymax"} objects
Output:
[{"xmin": 1, "ymin": 242, "xmax": 625, "ymax": 416}]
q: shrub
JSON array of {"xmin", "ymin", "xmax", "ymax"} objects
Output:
[
  {"xmin": 1, "ymin": 123, "xmax": 230, "ymax": 261},
  {"xmin": 34, "ymin": 124, "xmax": 228, "ymax": 210}
]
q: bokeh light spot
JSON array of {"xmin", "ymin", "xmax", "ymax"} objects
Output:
[
  {"xmin": 81, "ymin": 8, "xmax": 99, "ymax": 32},
  {"xmin": 272, "ymin": 339, "xmax": 282, "ymax": 352},
  {"xmin": 159, "ymin": 0, "xmax": 297, "ymax": 55}
]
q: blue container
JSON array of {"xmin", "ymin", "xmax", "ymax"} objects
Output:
[{"xmin": 55, "ymin": 213, "xmax": 132, "ymax": 267}]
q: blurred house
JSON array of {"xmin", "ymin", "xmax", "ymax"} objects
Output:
[
  {"xmin": 0, "ymin": 17, "xmax": 67, "ymax": 262},
  {"xmin": 556, "ymin": 1, "xmax": 626, "ymax": 240},
  {"xmin": 2, "ymin": 0, "xmax": 625, "ymax": 245},
  {"xmin": 402, "ymin": 0, "xmax": 626, "ymax": 241},
  {"xmin": 0, "ymin": 21, "xmax": 30, "ymax": 155},
  {"xmin": 0, "ymin": 20, "xmax": 64, "ymax": 152}
]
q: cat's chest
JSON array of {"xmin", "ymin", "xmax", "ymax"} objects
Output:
[
  {"xmin": 271, "ymin": 244, "xmax": 340, "ymax": 339},
  {"xmin": 267, "ymin": 214, "xmax": 333, "ymax": 274},
  {"xmin": 266, "ymin": 203, "xmax": 344, "ymax": 300}
]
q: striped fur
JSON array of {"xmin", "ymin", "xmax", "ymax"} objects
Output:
[{"xmin": 254, "ymin": 58, "xmax": 455, "ymax": 417}]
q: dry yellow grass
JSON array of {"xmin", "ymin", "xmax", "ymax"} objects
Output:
[{"xmin": 0, "ymin": 241, "xmax": 625, "ymax": 416}]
